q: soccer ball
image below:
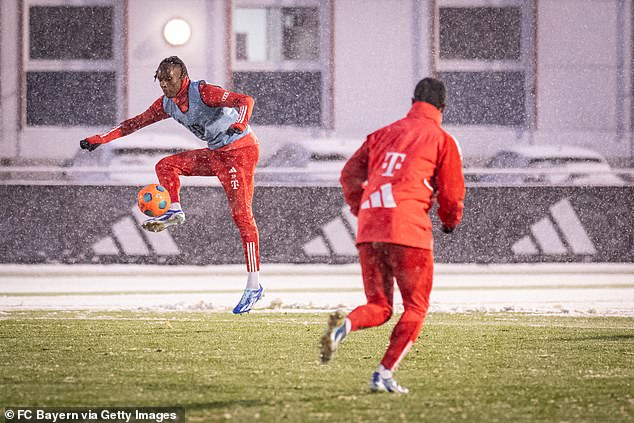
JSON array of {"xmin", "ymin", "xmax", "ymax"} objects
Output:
[{"xmin": 137, "ymin": 184, "xmax": 171, "ymax": 217}]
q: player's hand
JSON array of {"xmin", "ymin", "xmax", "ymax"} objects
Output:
[
  {"xmin": 440, "ymin": 224, "xmax": 455, "ymax": 234},
  {"xmin": 226, "ymin": 126, "xmax": 243, "ymax": 136},
  {"xmin": 79, "ymin": 138, "xmax": 100, "ymax": 152}
]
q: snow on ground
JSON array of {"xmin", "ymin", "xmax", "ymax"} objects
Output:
[{"xmin": 1, "ymin": 263, "xmax": 633, "ymax": 316}]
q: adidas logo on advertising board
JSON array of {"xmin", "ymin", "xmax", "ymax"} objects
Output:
[
  {"xmin": 305, "ymin": 198, "xmax": 597, "ymax": 259},
  {"xmin": 92, "ymin": 206, "xmax": 180, "ymax": 256},
  {"xmin": 512, "ymin": 198, "xmax": 596, "ymax": 256},
  {"xmin": 303, "ymin": 206, "xmax": 358, "ymax": 257}
]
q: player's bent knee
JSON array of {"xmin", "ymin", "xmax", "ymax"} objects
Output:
[
  {"xmin": 155, "ymin": 160, "xmax": 168, "ymax": 175},
  {"xmin": 155, "ymin": 157, "xmax": 178, "ymax": 175}
]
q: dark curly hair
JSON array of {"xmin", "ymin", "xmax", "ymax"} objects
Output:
[{"xmin": 154, "ymin": 56, "xmax": 189, "ymax": 81}]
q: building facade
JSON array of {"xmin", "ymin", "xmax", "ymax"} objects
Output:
[{"xmin": 1, "ymin": 0, "xmax": 632, "ymax": 166}]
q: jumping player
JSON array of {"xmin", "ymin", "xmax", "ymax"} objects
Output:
[
  {"xmin": 320, "ymin": 77, "xmax": 465, "ymax": 393},
  {"xmin": 79, "ymin": 56, "xmax": 263, "ymax": 314}
]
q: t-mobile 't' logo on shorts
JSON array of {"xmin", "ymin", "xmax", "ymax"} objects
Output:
[{"xmin": 229, "ymin": 166, "xmax": 239, "ymax": 189}]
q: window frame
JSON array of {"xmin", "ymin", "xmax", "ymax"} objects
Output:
[
  {"xmin": 231, "ymin": 0, "xmax": 333, "ymax": 128},
  {"xmin": 433, "ymin": 0, "xmax": 535, "ymax": 128},
  {"xmin": 21, "ymin": 0, "xmax": 126, "ymax": 128}
]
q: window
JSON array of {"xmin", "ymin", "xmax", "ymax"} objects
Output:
[
  {"xmin": 234, "ymin": 7, "xmax": 319, "ymax": 63},
  {"xmin": 435, "ymin": 1, "xmax": 533, "ymax": 127},
  {"xmin": 439, "ymin": 71, "xmax": 525, "ymax": 126},
  {"xmin": 25, "ymin": 2, "xmax": 124, "ymax": 127},
  {"xmin": 439, "ymin": 7, "xmax": 521, "ymax": 61},
  {"xmin": 27, "ymin": 71, "xmax": 116, "ymax": 126},
  {"xmin": 29, "ymin": 6, "xmax": 113, "ymax": 60},
  {"xmin": 233, "ymin": 71, "xmax": 321, "ymax": 126},
  {"xmin": 281, "ymin": 7, "xmax": 320, "ymax": 61},
  {"xmin": 232, "ymin": 1, "xmax": 331, "ymax": 127}
]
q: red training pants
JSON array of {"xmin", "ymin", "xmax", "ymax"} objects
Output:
[
  {"xmin": 347, "ymin": 242, "xmax": 434, "ymax": 370},
  {"xmin": 154, "ymin": 137, "xmax": 260, "ymax": 272}
]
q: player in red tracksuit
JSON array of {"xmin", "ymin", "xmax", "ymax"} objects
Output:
[
  {"xmin": 79, "ymin": 56, "xmax": 263, "ymax": 314},
  {"xmin": 320, "ymin": 77, "xmax": 465, "ymax": 393}
]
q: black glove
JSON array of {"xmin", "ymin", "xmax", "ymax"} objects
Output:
[
  {"xmin": 226, "ymin": 126, "xmax": 243, "ymax": 136},
  {"xmin": 80, "ymin": 139, "xmax": 100, "ymax": 152},
  {"xmin": 440, "ymin": 224, "xmax": 455, "ymax": 234}
]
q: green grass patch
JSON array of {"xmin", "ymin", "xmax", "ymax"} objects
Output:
[{"xmin": 1, "ymin": 311, "xmax": 633, "ymax": 422}]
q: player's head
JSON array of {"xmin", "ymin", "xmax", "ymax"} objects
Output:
[
  {"xmin": 155, "ymin": 56, "xmax": 189, "ymax": 98},
  {"xmin": 413, "ymin": 77, "xmax": 446, "ymax": 111},
  {"xmin": 155, "ymin": 56, "xmax": 188, "ymax": 80}
]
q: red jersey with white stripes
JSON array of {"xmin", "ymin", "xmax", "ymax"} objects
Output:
[
  {"xmin": 340, "ymin": 101, "xmax": 465, "ymax": 250},
  {"xmin": 84, "ymin": 76, "xmax": 254, "ymax": 149}
]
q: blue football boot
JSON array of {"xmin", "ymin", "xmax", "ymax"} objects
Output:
[{"xmin": 233, "ymin": 284, "xmax": 264, "ymax": 314}]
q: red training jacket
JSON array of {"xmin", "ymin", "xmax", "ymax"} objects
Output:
[{"xmin": 340, "ymin": 101, "xmax": 465, "ymax": 250}]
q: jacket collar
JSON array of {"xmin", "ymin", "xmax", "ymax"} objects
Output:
[
  {"xmin": 407, "ymin": 101, "xmax": 443, "ymax": 125},
  {"xmin": 171, "ymin": 76, "xmax": 191, "ymax": 112}
]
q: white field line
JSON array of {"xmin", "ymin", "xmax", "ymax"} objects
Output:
[
  {"xmin": 0, "ymin": 264, "xmax": 633, "ymax": 294},
  {"xmin": 1, "ymin": 262, "xmax": 634, "ymax": 277}
]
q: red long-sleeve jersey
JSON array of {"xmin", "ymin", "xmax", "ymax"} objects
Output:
[
  {"xmin": 340, "ymin": 101, "xmax": 465, "ymax": 250},
  {"xmin": 87, "ymin": 76, "xmax": 254, "ymax": 144}
]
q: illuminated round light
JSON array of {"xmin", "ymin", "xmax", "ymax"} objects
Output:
[{"xmin": 163, "ymin": 19, "xmax": 191, "ymax": 46}]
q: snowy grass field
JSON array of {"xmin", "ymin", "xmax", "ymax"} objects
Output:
[
  {"xmin": 1, "ymin": 263, "xmax": 633, "ymax": 422},
  {"xmin": 1, "ymin": 311, "xmax": 633, "ymax": 423}
]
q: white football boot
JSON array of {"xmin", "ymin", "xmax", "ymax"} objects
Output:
[
  {"xmin": 142, "ymin": 209, "xmax": 185, "ymax": 232},
  {"xmin": 369, "ymin": 372, "xmax": 409, "ymax": 394},
  {"xmin": 320, "ymin": 311, "xmax": 348, "ymax": 363}
]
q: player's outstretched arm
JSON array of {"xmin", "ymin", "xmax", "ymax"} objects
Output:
[{"xmin": 79, "ymin": 98, "xmax": 168, "ymax": 152}]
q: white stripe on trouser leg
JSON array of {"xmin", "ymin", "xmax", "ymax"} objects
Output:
[
  {"xmin": 251, "ymin": 242, "xmax": 258, "ymax": 272},
  {"xmin": 251, "ymin": 242, "xmax": 257, "ymax": 272},
  {"xmin": 392, "ymin": 340, "xmax": 413, "ymax": 371},
  {"xmin": 246, "ymin": 242, "xmax": 252, "ymax": 272},
  {"xmin": 246, "ymin": 242, "xmax": 257, "ymax": 272}
]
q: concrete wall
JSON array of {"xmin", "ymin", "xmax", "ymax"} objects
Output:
[
  {"xmin": 333, "ymin": 0, "xmax": 416, "ymax": 138},
  {"xmin": 0, "ymin": 0, "xmax": 20, "ymax": 159},
  {"xmin": 531, "ymin": 0, "xmax": 632, "ymax": 160}
]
